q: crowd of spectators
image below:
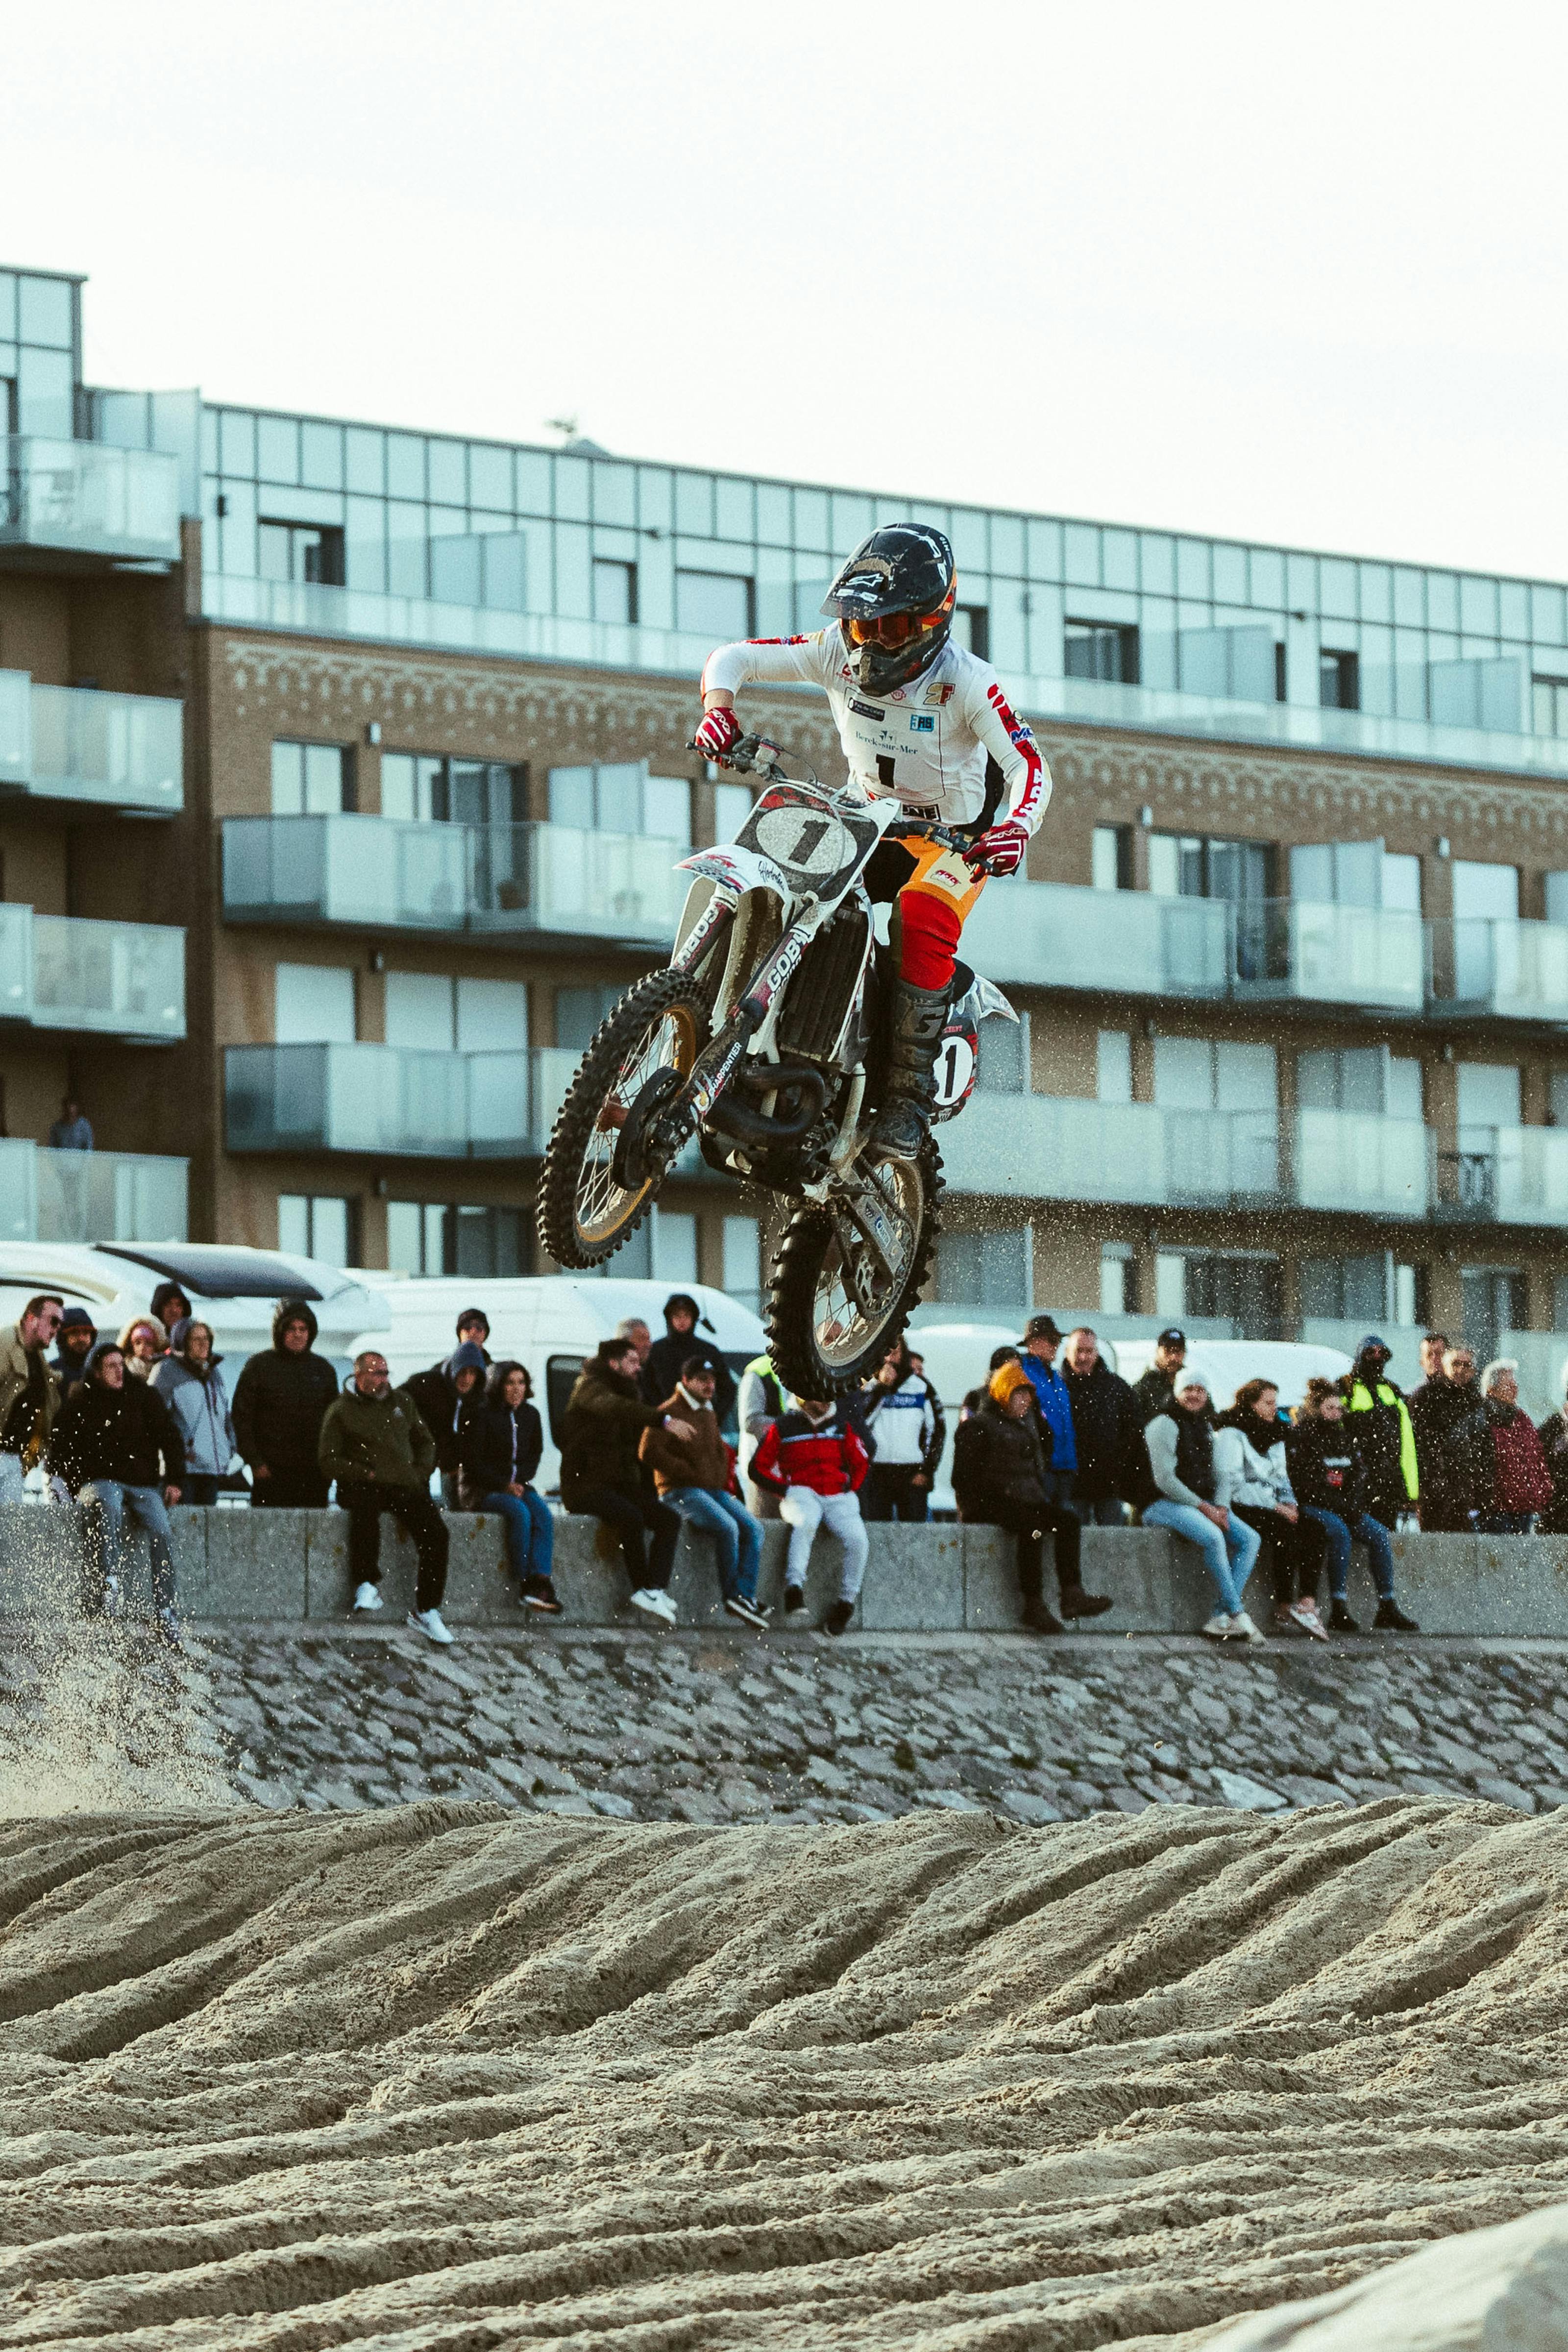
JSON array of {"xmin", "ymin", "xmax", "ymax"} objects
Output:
[{"xmin": 6, "ymin": 1277, "xmax": 1568, "ymax": 1652}]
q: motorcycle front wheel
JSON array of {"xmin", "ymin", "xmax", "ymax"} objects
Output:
[
  {"xmin": 766, "ymin": 1138, "xmax": 941, "ymax": 1396},
  {"xmin": 535, "ymin": 969, "xmax": 710, "ymax": 1269}
]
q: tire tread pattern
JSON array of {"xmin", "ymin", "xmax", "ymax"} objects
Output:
[{"xmin": 766, "ymin": 1137, "xmax": 943, "ymax": 1397}]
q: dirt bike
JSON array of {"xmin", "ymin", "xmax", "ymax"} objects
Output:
[{"xmin": 535, "ymin": 736, "xmax": 1017, "ymax": 1396}]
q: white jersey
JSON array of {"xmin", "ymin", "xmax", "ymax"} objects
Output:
[{"xmin": 700, "ymin": 627, "xmax": 1050, "ymax": 836}]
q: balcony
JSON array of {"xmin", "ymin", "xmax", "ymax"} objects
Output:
[
  {"xmin": 1233, "ymin": 901, "xmax": 1425, "ymax": 1014},
  {"xmin": 0, "ymin": 907, "xmax": 185, "ymax": 1040},
  {"xmin": 963, "ymin": 881, "xmax": 1230, "ymax": 999},
  {"xmin": 0, "ymin": 437, "xmax": 182, "ymax": 565},
  {"xmin": 1428, "ymin": 917, "xmax": 1568, "ymax": 1025},
  {"xmin": 0, "ymin": 672, "xmax": 183, "ymax": 813},
  {"xmin": 0, "ymin": 1141, "xmax": 188, "ymax": 1243},
  {"xmin": 940, "ymin": 1093, "xmax": 1283, "ymax": 1206},
  {"xmin": 221, "ymin": 814, "xmax": 686, "ymax": 949},
  {"xmin": 1292, "ymin": 1109, "xmax": 1430, "ymax": 1217},
  {"xmin": 1434, "ymin": 1127, "xmax": 1568, "ymax": 1227}
]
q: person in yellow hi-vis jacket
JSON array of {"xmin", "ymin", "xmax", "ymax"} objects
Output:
[{"xmin": 1341, "ymin": 1336, "xmax": 1419, "ymax": 1529}]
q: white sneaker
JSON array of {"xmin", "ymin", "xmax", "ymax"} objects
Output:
[
  {"xmin": 352, "ymin": 1581, "xmax": 383, "ymax": 1614},
  {"xmin": 629, "ymin": 1587, "xmax": 677, "ymax": 1623},
  {"xmin": 1199, "ymin": 1611, "xmax": 1232, "ymax": 1641},
  {"xmin": 1288, "ymin": 1599, "xmax": 1328, "ymax": 1642},
  {"xmin": 407, "ymin": 1606, "xmax": 453, "ymax": 1646},
  {"xmin": 1227, "ymin": 1610, "xmax": 1265, "ymax": 1643}
]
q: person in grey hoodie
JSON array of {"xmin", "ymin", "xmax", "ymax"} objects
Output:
[{"xmin": 150, "ymin": 1318, "xmax": 236, "ymax": 1505}]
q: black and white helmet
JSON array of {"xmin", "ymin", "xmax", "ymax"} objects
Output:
[{"xmin": 821, "ymin": 525, "xmax": 957, "ymax": 695}]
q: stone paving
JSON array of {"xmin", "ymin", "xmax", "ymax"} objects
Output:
[{"xmin": 32, "ymin": 1620, "xmax": 1566, "ymax": 1824}]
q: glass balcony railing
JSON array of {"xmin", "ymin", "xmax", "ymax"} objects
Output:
[
  {"xmin": 221, "ymin": 814, "xmax": 687, "ymax": 946},
  {"xmin": 1292, "ymin": 1109, "xmax": 1430, "ymax": 1217},
  {"xmin": 0, "ymin": 436, "xmax": 181, "ymax": 562},
  {"xmin": 0, "ymin": 1140, "xmax": 188, "ymax": 1242},
  {"xmin": 962, "ymin": 880, "xmax": 1231, "ymax": 998},
  {"xmin": 30, "ymin": 915, "xmax": 185, "ymax": 1039},
  {"xmin": 940, "ymin": 1093, "xmax": 1283, "ymax": 1205},
  {"xmin": 1429, "ymin": 917, "xmax": 1568, "ymax": 1023},
  {"xmin": 1434, "ymin": 1127, "xmax": 1568, "ymax": 1226},
  {"xmin": 0, "ymin": 670, "xmax": 183, "ymax": 812},
  {"xmin": 1233, "ymin": 900, "xmax": 1426, "ymax": 1013},
  {"xmin": 0, "ymin": 902, "xmax": 28, "ymax": 1021}
]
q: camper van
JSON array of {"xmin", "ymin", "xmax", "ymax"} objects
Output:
[{"xmin": 346, "ymin": 1274, "xmax": 766, "ymax": 1495}]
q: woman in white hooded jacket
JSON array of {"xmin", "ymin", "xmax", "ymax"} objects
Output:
[{"xmin": 1213, "ymin": 1379, "xmax": 1328, "ymax": 1638}]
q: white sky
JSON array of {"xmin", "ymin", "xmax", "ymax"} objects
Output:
[{"xmin": 2, "ymin": 0, "xmax": 1565, "ymax": 580}]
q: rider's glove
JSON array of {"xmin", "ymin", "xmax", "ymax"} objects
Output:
[
  {"xmin": 970, "ymin": 818, "xmax": 1029, "ymax": 877},
  {"xmin": 694, "ymin": 706, "xmax": 743, "ymax": 762}
]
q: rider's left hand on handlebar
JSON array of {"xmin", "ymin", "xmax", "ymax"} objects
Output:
[
  {"xmin": 693, "ymin": 706, "xmax": 743, "ymax": 762},
  {"xmin": 968, "ymin": 818, "xmax": 1029, "ymax": 877}
]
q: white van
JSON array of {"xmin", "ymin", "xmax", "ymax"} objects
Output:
[{"xmin": 345, "ymin": 1274, "xmax": 766, "ymax": 1494}]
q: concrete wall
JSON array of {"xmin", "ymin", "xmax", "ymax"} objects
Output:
[{"xmin": 3, "ymin": 1505, "xmax": 1568, "ymax": 1640}]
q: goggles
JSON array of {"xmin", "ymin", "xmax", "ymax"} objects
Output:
[{"xmin": 844, "ymin": 600, "xmax": 949, "ymax": 649}]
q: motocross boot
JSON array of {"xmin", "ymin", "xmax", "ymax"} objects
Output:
[{"xmin": 869, "ymin": 979, "xmax": 949, "ymax": 1162}]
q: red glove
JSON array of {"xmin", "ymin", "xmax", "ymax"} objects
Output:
[
  {"xmin": 970, "ymin": 818, "xmax": 1029, "ymax": 877},
  {"xmin": 694, "ymin": 705, "xmax": 743, "ymax": 762}
]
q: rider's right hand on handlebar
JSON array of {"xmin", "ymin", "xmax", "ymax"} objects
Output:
[{"xmin": 693, "ymin": 706, "xmax": 743, "ymax": 763}]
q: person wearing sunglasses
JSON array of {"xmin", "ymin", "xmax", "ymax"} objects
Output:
[{"xmin": 694, "ymin": 525, "xmax": 1049, "ymax": 1160}]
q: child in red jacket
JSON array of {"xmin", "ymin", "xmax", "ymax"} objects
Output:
[{"xmin": 751, "ymin": 1397, "xmax": 869, "ymax": 1635}]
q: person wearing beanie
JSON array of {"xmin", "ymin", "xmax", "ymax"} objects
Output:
[
  {"xmin": 406, "ymin": 1340, "xmax": 488, "ymax": 1507},
  {"xmin": 1135, "ymin": 1362, "xmax": 1264, "ymax": 1640},
  {"xmin": 118, "ymin": 1317, "xmax": 165, "ymax": 1381},
  {"xmin": 149, "ymin": 1317, "xmax": 236, "ymax": 1505},
  {"xmin": 231, "ymin": 1298, "xmax": 339, "ymax": 1508},
  {"xmin": 50, "ymin": 1306, "xmax": 98, "ymax": 1401},
  {"xmin": 1288, "ymin": 1379, "xmax": 1420, "ymax": 1633},
  {"xmin": 951, "ymin": 1359, "xmax": 1113, "ymax": 1635}
]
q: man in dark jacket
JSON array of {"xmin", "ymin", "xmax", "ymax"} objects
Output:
[
  {"xmin": 1062, "ymin": 1327, "xmax": 1140, "ymax": 1525},
  {"xmin": 48, "ymin": 1338, "xmax": 186, "ymax": 1642},
  {"xmin": 1341, "ymin": 1336, "xmax": 1419, "ymax": 1529},
  {"xmin": 641, "ymin": 1294, "xmax": 736, "ymax": 1424},
  {"xmin": 318, "ymin": 1350, "xmax": 451, "ymax": 1642},
  {"xmin": 1410, "ymin": 1342, "xmax": 1486, "ymax": 1531},
  {"xmin": 562, "ymin": 1338, "xmax": 681, "ymax": 1621},
  {"xmin": 149, "ymin": 1280, "xmax": 193, "ymax": 1343},
  {"xmin": 406, "ymin": 1341, "xmax": 487, "ymax": 1506},
  {"xmin": 50, "ymin": 1306, "xmax": 98, "ymax": 1402},
  {"xmin": 232, "ymin": 1299, "xmax": 340, "ymax": 1508},
  {"xmin": 1131, "ymin": 1328, "xmax": 1189, "ymax": 1424},
  {"xmin": 952, "ymin": 1361, "xmax": 1112, "ymax": 1634}
]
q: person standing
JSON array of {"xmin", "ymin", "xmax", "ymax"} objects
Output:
[
  {"xmin": 1411, "ymin": 1344, "xmax": 1487, "ymax": 1532},
  {"xmin": 48, "ymin": 1339, "xmax": 186, "ymax": 1642},
  {"xmin": 1135, "ymin": 1364, "xmax": 1263, "ymax": 1641},
  {"xmin": 457, "ymin": 1359, "xmax": 560, "ymax": 1614},
  {"xmin": 737, "ymin": 1351, "xmax": 784, "ymax": 1518},
  {"xmin": 118, "ymin": 1318, "xmax": 166, "ymax": 1381},
  {"xmin": 640, "ymin": 1359, "xmax": 769, "ymax": 1627},
  {"xmin": 0, "ymin": 1295, "xmax": 64, "ymax": 1504},
  {"xmin": 405, "ymin": 1341, "xmax": 488, "ymax": 1508},
  {"xmin": 559, "ymin": 1338, "xmax": 680, "ymax": 1623},
  {"xmin": 1061, "ymin": 1327, "xmax": 1140, "ymax": 1525},
  {"xmin": 1476, "ymin": 1362, "xmax": 1554, "ymax": 1533},
  {"xmin": 1015, "ymin": 1314, "xmax": 1078, "ymax": 1524},
  {"xmin": 641, "ymin": 1294, "xmax": 736, "ymax": 1423},
  {"xmin": 952, "ymin": 1361, "xmax": 1112, "ymax": 1634},
  {"xmin": 47, "ymin": 1097, "xmax": 93, "ymax": 1151},
  {"xmin": 318, "ymin": 1351, "xmax": 452, "ymax": 1643},
  {"xmin": 232, "ymin": 1299, "xmax": 340, "ymax": 1508},
  {"xmin": 860, "ymin": 1339, "xmax": 944, "ymax": 1521},
  {"xmin": 1287, "ymin": 1380, "xmax": 1421, "ymax": 1633},
  {"xmin": 1341, "ymin": 1337, "xmax": 1419, "ymax": 1528},
  {"xmin": 149, "ymin": 1282, "xmax": 193, "ymax": 1344},
  {"xmin": 751, "ymin": 1396, "xmax": 869, "ymax": 1635},
  {"xmin": 150, "ymin": 1319, "xmax": 236, "ymax": 1505},
  {"xmin": 50, "ymin": 1307, "xmax": 97, "ymax": 1401},
  {"xmin": 1131, "ymin": 1328, "xmax": 1188, "ymax": 1423}
]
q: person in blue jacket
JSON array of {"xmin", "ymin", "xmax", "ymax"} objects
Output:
[{"xmin": 1016, "ymin": 1314, "xmax": 1078, "ymax": 1516}]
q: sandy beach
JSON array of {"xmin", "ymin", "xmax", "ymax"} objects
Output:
[{"xmin": 2, "ymin": 1795, "xmax": 1568, "ymax": 2346}]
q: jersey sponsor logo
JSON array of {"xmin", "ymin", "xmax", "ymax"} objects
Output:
[
  {"xmin": 746, "ymin": 635, "xmax": 810, "ymax": 645},
  {"xmin": 850, "ymin": 697, "xmax": 886, "ymax": 720},
  {"xmin": 925, "ymin": 681, "xmax": 955, "ymax": 706},
  {"xmin": 909, "ymin": 712, "xmax": 935, "ymax": 734}
]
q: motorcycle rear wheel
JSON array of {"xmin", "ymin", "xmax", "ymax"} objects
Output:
[
  {"xmin": 535, "ymin": 969, "xmax": 709, "ymax": 1269},
  {"xmin": 766, "ymin": 1138, "xmax": 941, "ymax": 1397}
]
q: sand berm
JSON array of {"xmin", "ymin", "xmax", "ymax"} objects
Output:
[{"xmin": 4, "ymin": 1796, "xmax": 1568, "ymax": 2346}]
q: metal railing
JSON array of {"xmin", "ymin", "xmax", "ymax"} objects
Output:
[{"xmin": 0, "ymin": 436, "xmax": 181, "ymax": 561}]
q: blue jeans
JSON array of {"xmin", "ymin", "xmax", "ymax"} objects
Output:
[
  {"xmin": 1299, "ymin": 1504, "xmax": 1395, "ymax": 1600},
  {"xmin": 1144, "ymin": 1498, "xmax": 1261, "ymax": 1616},
  {"xmin": 665, "ymin": 1487, "xmax": 762, "ymax": 1601},
  {"xmin": 482, "ymin": 1488, "xmax": 554, "ymax": 1582},
  {"xmin": 80, "ymin": 1480, "xmax": 176, "ymax": 1611}
]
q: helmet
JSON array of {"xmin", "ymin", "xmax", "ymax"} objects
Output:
[{"xmin": 820, "ymin": 525, "xmax": 956, "ymax": 695}]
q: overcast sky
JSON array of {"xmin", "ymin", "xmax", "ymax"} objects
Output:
[{"xmin": 3, "ymin": 1, "xmax": 1564, "ymax": 580}]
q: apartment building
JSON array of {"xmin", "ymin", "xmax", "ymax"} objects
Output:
[{"xmin": 8, "ymin": 259, "xmax": 1568, "ymax": 1364}]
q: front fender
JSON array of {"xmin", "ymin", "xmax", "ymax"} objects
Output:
[{"xmin": 677, "ymin": 843, "xmax": 789, "ymax": 898}]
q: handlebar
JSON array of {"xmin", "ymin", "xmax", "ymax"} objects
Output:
[{"xmin": 687, "ymin": 735, "xmax": 1005, "ymax": 873}]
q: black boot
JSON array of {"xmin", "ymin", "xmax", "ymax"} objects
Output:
[
  {"xmin": 1059, "ymin": 1585, "xmax": 1113, "ymax": 1620},
  {"xmin": 870, "ymin": 979, "xmax": 949, "ymax": 1161}
]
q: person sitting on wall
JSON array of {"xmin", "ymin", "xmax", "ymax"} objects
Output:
[
  {"xmin": 1132, "ymin": 1362, "xmax": 1263, "ymax": 1642},
  {"xmin": 232, "ymin": 1299, "xmax": 340, "ymax": 1509},
  {"xmin": 751, "ymin": 1394, "xmax": 869, "ymax": 1635},
  {"xmin": 457, "ymin": 1359, "xmax": 561, "ymax": 1614},
  {"xmin": 149, "ymin": 1281, "xmax": 193, "ymax": 1344},
  {"xmin": 1287, "ymin": 1378, "xmax": 1420, "ymax": 1633},
  {"xmin": 640, "ymin": 1358, "xmax": 769, "ymax": 1629},
  {"xmin": 406, "ymin": 1341, "xmax": 488, "ymax": 1508},
  {"xmin": 48, "ymin": 1339, "xmax": 186, "ymax": 1644},
  {"xmin": 961, "ymin": 1345, "xmax": 1020, "ymax": 1420},
  {"xmin": 1213, "ymin": 1378, "xmax": 1330, "ymax": 1640},
  {"xmin": 318, "ymin": 1351, "xmax": 452, "ymax": 1645},
  {"xmin": 1536, "ymin": 1364, "xmax": 1568, "ymax": 1535},
  {"xmin": 952, "ymin": 1360, "xmax": 1112, "ymax": 1635},
  {"xmin": 119, "ymin": 1318, "xmax": 166, "ymax": 1381},
  {"xmin": 1476, "ymin": 1360, "xmax": 1554, "ymax": 1534},
  {"xmin": 559, "ymin": 1338, "xmax": 680, "ymax": 1624}
]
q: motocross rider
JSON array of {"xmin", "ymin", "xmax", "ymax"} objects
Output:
[{"xmin": 694, "ymin": 525, "xmax": 1049, "ymax": 1161}]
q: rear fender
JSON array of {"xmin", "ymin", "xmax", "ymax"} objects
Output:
[{"xmin": 933, "ymin": 970, "xmax": 1019, "ymax": 1123}]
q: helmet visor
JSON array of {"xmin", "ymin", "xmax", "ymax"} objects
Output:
[{"xmin": 844, "ymin": 601, "xmax": 948, "ymax": 649}]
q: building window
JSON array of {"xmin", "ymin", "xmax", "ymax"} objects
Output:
[
  {"xmin": 712, "ymin": 780, "xmax": 752, "ymax": 842},
  {"xmin": 675, "ymin": 569, "xmax": 753, "ymax": 639},
  {"xmin": 1100, "ymin": 1242, "xmax": 1135, "ymax": 1317},
  {"xmin": 278, "ymin": 1192, "xmax": 356, "ymax": 1266},
  {"xmin": 556, "ymin": 983, "xmax": 622, "ymax": 1052},
  {"xmin": 271, "ymin": 740, "xmax": 353, "ymax": 815},
  {"xmin": 1157, "ymin": 1250, "xmax": 1281, "ymax": 1341},
  {"xmin": 1092, "ymin": 824, "xmax": 1131, "ymax": 890},
  {"xmin": 386, "ymin": 1201, "xmax": 528, "ymax": 1277},
  {"xmin": 1096, "ymin": 1030, "xmax": 1132, "ymax": 1103},
  {"xmin": 952, "ymin": 606, "xmax": 989, "ymax": 660},
  {"xmin": 723, "ymin": 1214, "xmax": 762, "ymax": 1311},
  {"xmin": 384, "ymin": 973, "xmax": 528, "ymax": 1053},
  {"xmin": 547, "ymin": 761, "xmax": 691, "ymax": 846},
  {"xmin": 259, "ymin": 519, "xmax": 345, "ymax": 586},
  {"xmin": 1534, "ymin": 677, "xmax": 1568, "ymax": 736},
  {"xmin": 1300, "ymin": 1253, "xmax": 1394, "ymax": 1323},
  {"xmin": 1462, "ymin": 1266, "xmax": 1527, "ymax": 1365},
  {"xmin": 651, "ymin": 1208, "xmax": 698, "ymax": 1284},
  {"xmin": 1149, "ymin": 833, "xmax": 1274, "ymax": 905},
  {"xmin": 1319, "ymin": 648, "xmax": 1360, "ymax": 710},
  {"xmin": 592, "ymin": 559, "xmax": 638, "ymax": 624},
  {"xmin": 380, "ymin": 755, "xmax": 525, "ymax": 827},
  {"xmin": 275, "ymin": 963, "xmax": 356, "ymax": 1043},
  {"xmin": 1065, "ymin": 620, "xmax": 1139, "ymax": 684},
  {"xmin": 936, "ymin": 1226, "xmax": 1030, "ymax": 1310}
]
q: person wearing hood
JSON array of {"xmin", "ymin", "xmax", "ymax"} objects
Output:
[
  {"xmin": 962, "ymin": 1345, "xmax": 1021, "ymax": 1420},
  {"xmin": 232, "ymin": 1299, "xmax": 340, "ymax": 1509},
  {"xmin": 1341, "ymin": 1336, "xmax": 1418, "ymax": 1527},
  {"xmin": 1135, "ymin": 1363, "xmax": 1263, "ymax": 1641},
  {"xmin": 951, "ymin": 1360, "xmax": 1112, "ymax": 1635},
  {"xmin": 50, "ymin": 1306, "xmax": 97, "ymax": 1402},
  {"xmin": 1288, "ymin": 1379, "xmax": 1420, "ymax": 1633},
  {"xmin": 1213, "ymin": 1379, "xmax": 1329, "ymax": 1640},
  {"xmin": 406, "ymin": 1342, "xmax": 488, "ymax": 1507},
  {"xmin": 150, "ymin": 1319, "xmax": 236, "ymax": 1505},
  {"xmin": 641, "ymin": 1295, "xmax": 735, "ymax": 1422},
  {"xmin": 47, "ymin": 1339, "xmax": 186, "ymax": 1643},
  {"xmin": 457, "ymin": 1359, "xmax": 560, "ymax": 1614},
  {"xmin": 560, "ymin": 1338, "xmax": 681, "ymax": 1622},
  {"xmin": 1476, "ymin": 1361, "xmax": 1553, "ymax": 1532},
  {"xmin": 149, "ymin": 1281, "xmax": 193, "ymax": 1343}
]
